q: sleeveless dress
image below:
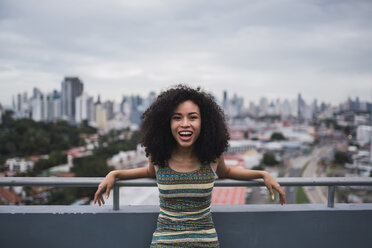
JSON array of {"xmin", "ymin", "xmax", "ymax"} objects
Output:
[{"xmin": 150, "ymin": 162, "xmax": 220, "ymax": 248}]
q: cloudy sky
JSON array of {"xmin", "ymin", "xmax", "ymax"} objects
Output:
[{"xmin": 0, "ymin": 0, "xmax": 371, "ymax": 107}]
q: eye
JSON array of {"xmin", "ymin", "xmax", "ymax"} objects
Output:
[
  {"xmin": 190, "ymin": 116, "xmax": 198, "ymax": 120},
  {"xmin": 172, "ymin": 116, "xmax": 181, "ymax": 120}
]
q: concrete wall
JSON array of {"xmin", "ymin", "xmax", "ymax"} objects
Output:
[{"xmin": 1, "ymin": 204, "xmax": 371, "ymax": 248}]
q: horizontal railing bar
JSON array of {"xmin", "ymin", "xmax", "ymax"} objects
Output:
[
  {"xmin": 0, "ymin": 177, "xmax": 103, "ymax": 187},
  {"xmin": 1, "ymin": 177, "xmax": 372, "ymax": 187}
]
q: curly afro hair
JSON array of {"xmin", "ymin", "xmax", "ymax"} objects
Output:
[{"xmin": 140, "ymin": 84, "xmax": 230, "ymax": 167}]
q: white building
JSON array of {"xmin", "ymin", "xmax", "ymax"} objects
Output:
[
  {"xmin": 6, "ymin": 158, "xmax": 34, "ymax": 173},
  {"xmin": 106, "ymin": 113, "xmax": 131, "ymax": 130},
  {"xmin": 356, "ymin": 125, "xmax": 372, "ymax": 146},
  {"xmin": 53, "ymin": 98, "xmax": 62, "ymax": 120},
  {"xmin": 95, "ymin": 103, "xmax": 107, "ymax": 129},
  {"xmin": 76, "ymin": 93, "xmax": 88, "ymax": 123},
  {"xmin": 227, "ymin": 140, "xmax": 261, "ymax": 154},
  {"xmin": 31, "ymin": 95, "xmax": 43, "ymax": 121},
  {"xmin": 280, "ymin": 99, "xmax": 292, "ymax": 119}
]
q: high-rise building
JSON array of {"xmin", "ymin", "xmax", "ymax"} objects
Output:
[
  {"xmin": 95, "ymin": 103, "xmax": 107, "ymax": 129},
  {"xmin": 75, "ymin": 95, "xmax": 83, "ymax": 124},
  {"xmin": 33, "ymin": 88, "xmax": 42, "ymax": 99},
  {"xmin": 120, "ymin": 96, "xmax": 130, "ymax": 116},
  {"xmin": 147, "ymin": 91, "xmax": 156, "ymax": 105},
  {"xmin": 31, "ymin": 94, "xmax": 43, "ymax": 122},
  {"xmin": 53, "ymin": 97, "xmax": 61, "ymax": 120},
  {"xmin": 103, "ymin": 100, "xmax": 114, "ymax": 120},
  {"xmin": 13, "ymin": 92, "xmax": 29, "ymax": 119},
  {"xmin": 87, "ymin": 96, "xmax": 95, "ymax": 122},
  {"xmin": 248, "ymin": 101, "xmax": 258, "ymax": 117},
  {"xmin": 0, "ymin": 103, "xmax": 3, "ymax": 124},
  {"xmin": 75, "ymin": 93, "xmax": 91, "ymax": 123},
  {"xmin": 129, "ymin": 95, "xmax": 143, "ymax": 125},
  {"xmin": 297, "ymin": 93, "xmax": 306, "ymax": 122},
  {"xmin": 280, "ymin": 99, "xmax": 291, "ymax": 120},
  {"xmin": 17, "ymin": 94, "xmax": 22, "ymax": 112},
  {"xmin": 259, "ymin": 97, "xmax": 269, "ymax": 116},
  {"xmin": 223, "ymin": 91, "xmax": 227, "ymax": 109},
  {"xmin": 61, "ymin": 77, "xmax": 83, "ymax": 122}
]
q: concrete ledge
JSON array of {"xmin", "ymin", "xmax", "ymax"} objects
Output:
[
  {"xmin": 1, "ymin": 204, "xmax": 372, "ymax": 248},
  {"xmin": 2, "ymin": 203, "xmax": 372, "ymax": 213}
]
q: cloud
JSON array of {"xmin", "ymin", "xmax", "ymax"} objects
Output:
[{"xmin": 0, "ymin": 0, "xmax": 371, "ymax": 106}]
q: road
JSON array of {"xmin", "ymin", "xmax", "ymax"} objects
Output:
[
  {"xmin": 284, "ymin": 155, "xmax": 311, "ymax": 203},
  {"xmin": 284, "ymin": 145, "xmax": 333, "ymax": 204},
  {"xmin": 302, "ymin": 146, "xmax": 333, "ymax": 204}
]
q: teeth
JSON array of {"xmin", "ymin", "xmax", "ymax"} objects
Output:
[{"xmin": 179, "ymin": 132, "xmax": 192, "ymax": 135}]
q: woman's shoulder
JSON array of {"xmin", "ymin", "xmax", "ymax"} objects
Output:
[{"xmin": 211, "ymin": 154, "xmax": 224, "ymax": 172}]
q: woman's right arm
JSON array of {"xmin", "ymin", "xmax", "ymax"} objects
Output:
[{"xmin": 93, "ymin": 159, "xmax": 156, "ymax": 206}]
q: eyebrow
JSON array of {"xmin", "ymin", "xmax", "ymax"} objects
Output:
[{"xmin": 172, "ymin": 112, "xmax": 200, "ymax": 116}]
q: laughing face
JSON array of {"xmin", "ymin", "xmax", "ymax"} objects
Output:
[{"xmin": 170, "ymin": 100, "xmax": 201, "ymax": 149}]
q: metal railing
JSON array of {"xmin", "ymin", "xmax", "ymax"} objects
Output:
[{"xmin": 1, "ymin": 177, "xmax": 372, "ymax": 210}]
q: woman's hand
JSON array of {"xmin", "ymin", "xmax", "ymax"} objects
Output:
[
  {"xmin": 262, "ymin": 171, "xmax": 286, "ymax": 205},
  {"xmin": 93, "ymin": 171, "xmax": 116, "ymax": 206}
]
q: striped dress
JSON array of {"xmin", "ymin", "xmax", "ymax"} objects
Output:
[{"xmin": 150, "ymin": 162, "xmax": 220, "ymax": 248}]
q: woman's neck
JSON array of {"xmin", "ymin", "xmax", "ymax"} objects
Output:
[{"xmin": 171, "ymin": 145, "xmax": 196, "ymax": 161}]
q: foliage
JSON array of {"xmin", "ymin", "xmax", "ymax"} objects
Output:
[
  {"xmin": 334, "ymin": 151, "xmax": 352, "ymax": 165},
  {"xmin": 252, "ymin": 165, "xmax": 264, "ymax": 170},
  {"xmin": 0, "ymin": 119, "xmax": 84, "ymax": 158},
  {"xmin": 72, "ymin": 156, "xmax": 113, "ymax": 177},
  {"xmin": 48, "ymin": 150, "xmax": 67, "ymax": 165},
  {"xmin": 270, "ymin": 132, "xmax": 286, "ymax": 141},
  {"xmin": 320, "ymin": 119, "xmax": 343, "ymax": 130},
  {"xmin": 296, "ymin": 186, "xmax": 310, "ymax": 204},
  {"xmin": 262, "ymin": 152, "xmax": 278, "ymax": 166},
  {"xmin": 1, "ymin": 117, "xmax": 140, "ymax": 204},
  {"xmin": 11, "ymin": 150, "xmax": 67, "ymax": 176},
  {"xmin": 47, "ymin": 188, "xmax": 77, "ymax": 205},
  {"xmin": 94, "ymin": 130, "xmax": 140, "ymax": 159},
  {"xmin": 79, "ymin": 120, "xmax": 97, "ymax": 134}
]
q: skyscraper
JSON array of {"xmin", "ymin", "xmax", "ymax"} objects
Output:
[
  {"xmin": 103, "ymin": 100, "xmax": 114, "ymax": 120},
  {"xmin": 61, "ymin": 77, "xmax": 83, "ymax": 122},
  {"xmin": 297, "ymin": 93, "xmax": 306, "ymax": 123},
  {"xmin": 75, "ymin": 93, "xmax": 91, "ymax": 123}
]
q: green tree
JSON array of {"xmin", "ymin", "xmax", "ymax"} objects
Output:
[
  {"xmin": 263, "ymin": 152, "xmax": 278, "ymax": 166},
  {"xmin": 49, "ymin": 150, "xmax": 67, "ymax": 165},
  {"xmin": 270, "ymin": 132, "xmax": 285, "ymax": 141},
  {"xmin": 72, "ymin": 156, "xmax": 113, "ymax": 177},
  {"xmin": 334, "ymin": 151, "xmax": 352, "ymax": 165},
  {"xmin": 47, "ymin": 188, "xmax": 76, "ymax": 205},
  {"xmin": 79, "ymin": 120, "xmax": 97, "ymax": 134},
  {"xmin": 70, "ymin": 155, "xmax": 114, "ymax": 201},
  {"xmin": 33, "ymin": 159, "xmax": 53, "ymax": 173},
  {"xmin": 0, "ymin": 118, "xmax": 85, "ymax": 158},
  {"xmin": 252, "ymin": 165, "xmax": 264, "ymax": 170}
]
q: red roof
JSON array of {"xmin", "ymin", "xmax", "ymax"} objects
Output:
[
  {"xmin": 212, "ymin": 157, "xmax": 246, "ymax": 205},
  {"xmin": 56, "ymin": 172, "xmax": 75, "ymax": 177}
]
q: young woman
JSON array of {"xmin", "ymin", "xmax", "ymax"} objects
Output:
[{"xmin": 94, "ymin": 85, "xmax": 286, "ymax": 247}]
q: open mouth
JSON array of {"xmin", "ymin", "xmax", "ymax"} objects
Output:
[{"xmin": 178, "ymin": 131, "xmax": 193, "ymax": 141}]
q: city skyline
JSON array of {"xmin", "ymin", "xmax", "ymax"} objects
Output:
[
  {"xmin": 1, "ymin": 0, "xmax": 372, "ymax": 106},
  {"xmin": 4, "ymin": 78, "xmax": 371, "ymax": 107},
  {"xmin": 3, "ymin": 78, "xmax": 371, "ymax": 112}
]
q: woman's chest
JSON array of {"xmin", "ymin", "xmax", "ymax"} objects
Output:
[{"xmin": 156, "ymin": 165, "xmax": 215, "ymax": 186}]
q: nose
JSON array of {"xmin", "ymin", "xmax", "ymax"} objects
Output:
[{"xmin": 181, "ymin": 117, "xmax": 190, "ymax": 127}]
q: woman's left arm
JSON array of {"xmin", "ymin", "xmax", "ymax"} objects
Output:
[{"xmin": 215, "ymin": 154, "xmax": 286, "ymax": 205}]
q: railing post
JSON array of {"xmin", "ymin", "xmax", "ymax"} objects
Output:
[
  {"xmin": 113, "ymin": 183, "xmax": 120, "ymax": 210},
  {"xmin": 328, "ymin": 185, "xmax": 335, "ymax": 208}
]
